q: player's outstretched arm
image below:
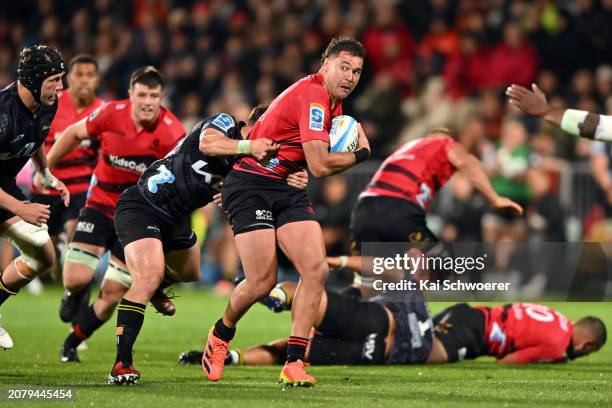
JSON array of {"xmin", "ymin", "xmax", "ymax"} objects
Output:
[
  {"xmin": 303, "ymin": 124, "xmax": 370, "ymax": 178},
  {"xmin": 506, "ymin": 83, "xmax": 612, "ymax": 141},
  {"xmin": 448, "ymin": 145, "xmax": 523, "ymax": 215},
  {"xmin": 199, "ymin": 128, "xmax": 278, "ymax": 161},
  {"xmin": 47, "ymin": 117, "xmax": 90, "ymax": 168},
  {"xmin": 0, "ymin": 187, "xmax": 50, "ymax": 227}
]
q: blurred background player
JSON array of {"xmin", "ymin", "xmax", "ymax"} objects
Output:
[
  {"xmin": 507, "ymin": 83, "xmax": 612, "ymax": 142},
  {"xmin": 47, "ymin": 66, "xmax": 184, "ymax": 362},
  {"xmin": 29, "ymin": 54, "xmax": 102, "ymax": 303},
  {"xmin": 328, "ymin": 128, "xmax": 523, "ymax": 276},
  {"xmin": 433, "ymin": 302, "xmax": 606, "ymax": 364},
  {"xmin": 204, "ymin": 37, "xmax": 370, "ymax": 387},
  {"xmin": 108, "ymin": 106, "xmax": 306, "ymax": 384},
  {"xmin": 0, "ymin": 45, "xmax": 69, "ymax": 349}
]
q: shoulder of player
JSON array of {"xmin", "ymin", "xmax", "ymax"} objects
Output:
[{"xmin": 158, "ymin": 107, "xmax": 186, "ymax": 137}]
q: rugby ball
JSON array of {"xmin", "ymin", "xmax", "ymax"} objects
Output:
[{"xmin": 329, "ymin": 115, "xmax": 359, "ymax": 153}]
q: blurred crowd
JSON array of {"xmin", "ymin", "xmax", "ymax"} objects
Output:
[{"xmin": 1, "ymin": 0, "xmax": 612, "ymax": 288}]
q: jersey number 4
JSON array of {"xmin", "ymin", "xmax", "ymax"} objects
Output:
[{"xmin": 191, "ymin": 160, "xmax": 213, "ymax": 184}]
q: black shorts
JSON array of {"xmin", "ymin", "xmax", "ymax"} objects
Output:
[
  {"xmin": 433, "ymin": 303, "xmax": 487, "ymax": 362},
  {"xmin": 0, "ymin": 182, "xmax": 27, "ymax": 224},
  {"xmin": 30, "ymin": 192, "xmax": 86, "ymax": 236},
  {"xmin": 222, "ymin": 170, "xmax": 315, "ymax": 235},
  {"xmin": 350, "ymin": 196, "xmax": 437, "ymax": 254},
  {"xmin": 114, "ymin": 187, "xmax": 196, "ymax": 253},
  {"xmin": 71, "ymin": 206, "xmax": 125, "ymax": 261},
  {"xmin": 308, "ymin": 290, "xmax": 389, "ymax": 365}
]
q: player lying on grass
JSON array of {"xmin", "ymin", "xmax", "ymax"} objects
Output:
[
  {"xmin": 506, "ymin": 83, "xmax": 612, "ymax": 141},
  {"xmin": 108, "ymin": 105, "xmax": 308, "ymax": 385},
  {"xmin": 180, "ymin": 283, "xmax": 606, "ymax": 365}
]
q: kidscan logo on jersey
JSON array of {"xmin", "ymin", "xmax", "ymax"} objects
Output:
[
  {"xmin": 255, "ymin": 209, "xmax": 273, "ymax": 221},
  {"xmin": 108, "ymin": 155, "xmax": 148, "ymax": 174},
  {"xmin": 309, "ymin": 103, "xmax": 324, "ymax": 131}
]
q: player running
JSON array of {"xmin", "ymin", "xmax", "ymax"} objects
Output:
[
  {"xmin": 506, "ymin": 83, "xmax": 612, "ymax": 142},
  {"xmin": 0, "ymin": 45, "xmax": 69, "ymax": 349},
  {"xmin": 47, "ymin": 67, "xmax": 185, "ymax": 362},
  {"xmin": 180, "ymin": 289, "xmax": 605, "ymax": 366},
  {"xmin": 203, "ymin": 37, "xmax": 370, "ymax": 387},
  {"xmin": 433, "ymin": 302, "xmax": 606, "ymax": 364},
  {"xmin": 108, "ymin": 106, "xmax": 307, "ymax": 385},
  {"xmin": 328, "ymin": 128, "xmax": 523, "ymax": 274}
]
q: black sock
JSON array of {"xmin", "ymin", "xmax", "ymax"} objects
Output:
[
  {"xmin": 0, "ymin": 275, "xmax": 18, "ymax": 307},
  {"xmin": 71, "ymin": 284, "xmax": 92, "ymax": 325},
  {"xmin": 64, "ymin": 305, "xmax": 106, "ymax": 349},
  {"xmin": 287, "ymin": 336, "xmax": 309, "ymax": 362},
  {"xmin": 213, "ymin": 318, "xmax": 235, "ymax": 342},
  {"xmin": 115, "ymin": 299, "xmax": 146, "ymax": 366}
]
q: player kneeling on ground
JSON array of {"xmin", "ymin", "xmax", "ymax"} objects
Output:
[{"xmin": 108, "ymin": 106, "xmax": 308, "ymax": 385}]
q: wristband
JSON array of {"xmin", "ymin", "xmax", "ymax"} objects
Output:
[
  {"xmin": 339, "ymin": 255, "xmax": 348, "ymax": 269},
  {"xmin": 38, "ymin": 168, "xmax": 58, "ymax": 188},
  {"xmin": 353, "ymin": 148, "xmax": 370, "ymax": 164},
  {"xmin": 237, "ymin": 140, "xmax": 251, "ymax": 155},
  {"xmin": 560, "ymin": 109, "xmax": 588, "ymax": 137}
]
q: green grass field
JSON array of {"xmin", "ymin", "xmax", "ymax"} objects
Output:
[{"xmin": 0, "ymin": 286, "xmax": 610, "ymax": 407}]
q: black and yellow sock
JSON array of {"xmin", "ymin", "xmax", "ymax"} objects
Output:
[
  {"xmin": 0, "ymin": 275, "xmax": 18, "ymax": 307},
  {"xmin": 64, "ymin": 305, "xmax": 106, "ymax": 349},
  {"xmin": 115, "ymin": 299, "xmax": 146, "ymax": 365},
  {"xmin": 287, "ymin": 336, "xmax": 309, "ymax": 362}
]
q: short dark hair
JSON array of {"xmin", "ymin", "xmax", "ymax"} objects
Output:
[
  {"xmin": 576, "ymin": 316, "xmax": 607, "ymax": 349},
  {"xmin": 426, "ymin": 127, "xmax": 455, "ymax": 139},
  {"xmin": 68, "ymin": 54, "xmax": 98, "ymax": 73},
  {"xmin": 130, "ymin": 66, "xmax": 164, "ymax": 90},
  {"xmin": 321, "ymin": 36, "xmax": 366, "ymax": 63},
  {"xmin": 248, "ymin": 104, "xmax": 268, "ymax": 125}
]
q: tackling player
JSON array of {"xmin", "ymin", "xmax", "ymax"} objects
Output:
[
  {"xmin": 434, "ymin": 303, "xmax": 606, "ymax": 364},
  {"xmin": 204, "ymin": 37, "xmax": 370, "ymax": 387},
  {"xmin": 0, "ymin": 45, "xmax": 69, "ymax": 349},
  {"xmin": 108, "ymin": 106, "xmax": 307, "ymax": 384},
  {"xmin": 506, "ymin": 83, "xmax": 612, "ymax": 142},
  {"xmin": 46, "ymin": 67, "xmax": 185, "ymax": 362}
]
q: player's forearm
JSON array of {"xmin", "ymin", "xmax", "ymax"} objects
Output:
[
  {"xmin": 551, "ymin": 109, "xmax": 612, "ymax": 141},
  {"xmin": 30, "ymin": 145, "xmax": 48, "ymax": 172},
  {"xmin": 47, "ymin": 123, "xmax": 84, "ymax": 167},
  {"xmin": 458, "ymin": 155, "xmax": 500, "ymax": 204},
  {"xmin": 308, "ymin": 151, "xmax": 358, "ymax": 177},
  {"xmin": 199, "ymin": 133, "xmax": 242, "ymax": 157}
]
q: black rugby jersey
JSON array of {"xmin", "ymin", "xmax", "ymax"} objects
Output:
[
  {"xmin": 0, "ymin": 82, "xmax": 57, "ymax": 187},
  {"xmin": 136, "ymin": 113, "xmax": 243, "ymax": 221}
]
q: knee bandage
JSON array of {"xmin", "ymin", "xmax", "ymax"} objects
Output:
[
  {"xmin": 64, "ymin": 244, "xmax": 101, "ymax": 270},
  {"xmin": 1, "ymin": 220, "xmax": 51, "ymax": 275},
  {"xmin": 103, "ymin": 261, "xmax": 132, "ymax": 288}
]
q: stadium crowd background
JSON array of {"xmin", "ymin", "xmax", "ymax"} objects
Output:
[{"xmin": 1, "ymin": 0, "xmax": 612, "ymax": 291}]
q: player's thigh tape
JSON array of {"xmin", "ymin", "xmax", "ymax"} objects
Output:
[
  {"xmin": 64, "ymin": 244, "xmax": 101, "ymax": 270},
  {"xmin": 0, "ymin": 220, "xmax": 51, "ymax": 273},
  {"xmin": 103, "ymin": 261, "xmax": 132, "ymax": 288}
]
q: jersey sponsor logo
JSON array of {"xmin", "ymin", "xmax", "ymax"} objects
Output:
[
  {"xmin": 147, "ymin": 164, "xmax": 175, "ymax": 193},
  {"xmin": 255, "ymin": 209, "xmax": 273, "ymax": 221},
  {"xmin": 362, "ymin": 333, "xmax": 377, "ymax": 360},
  {"xmin": 108, "ymin": 155, "xmax": 148, "ymax": 174},
  {"xmin": 76, "ymin": 221, "xmax": 95, "ymax": 233},
  {"xmin": 309, "ymin": 103, "xmax": 324, "ymax": 131},
  {"xmin": 115, "ymin": 103, "xmax": 126, "ymax": 110},
  {"xmin": 88, "ymin": 107, "xmax": 101, "ymax": 121},
  {"xmin": 146, "ymin": 225, "xmax": 160, "ymax": 232},
  {"xmin": 163, "ymin": 117, "xmax": 173, "ymax": 125},
  {"xmin": 212, "ymin": 113, "xmax": 234, "ymax": 132}
]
